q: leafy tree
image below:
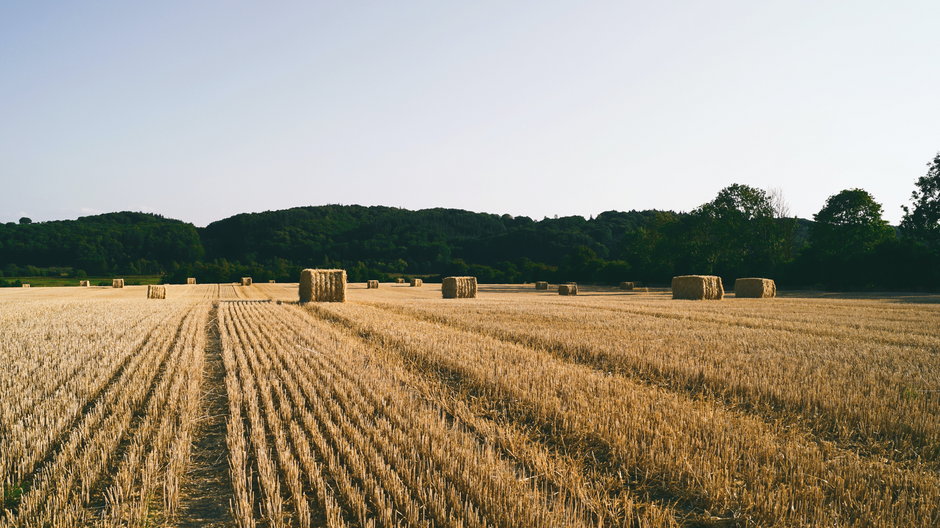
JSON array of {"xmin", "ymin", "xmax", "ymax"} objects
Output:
[
  {"xmin": 901, "ymin": 152, "xmax": 940, "ymax": 248},
  {"xmin": 812, "ymin": 189, "xmax": 894, "ymax": 258},
  {"xmin": 18, "ymin": 217, "xmax": 31, "ymax": 225}
]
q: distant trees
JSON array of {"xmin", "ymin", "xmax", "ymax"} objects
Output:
[
  {"xmin": 901, "ymin": 153, "xmax": 940, "ymax": 249},
  {"xmin": 811, "ymin": 189, "xmax": 894, "ymax": 258}
]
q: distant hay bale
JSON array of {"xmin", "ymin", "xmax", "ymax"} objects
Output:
[
  {"xmin": 734, "ymin": 278, "xmax": 776, "ymax": 298},
  {"xmin": 409, "ymin": 278, "xmax": 423, "ymax": 287},
  {"xmin": 186, "ymin": 277, "xmax": 196, "ymax": 285},
  {"xmin": 672, "ymin": 275, "xmax": 723, "ymax": 300},
  {"xmin": 112, "ymin": 279, "xmax": 125, "ymax": 289},
  {"xmin": 269, "ymin": 279, "xmax": 276, "ymax": 283},
  {"xmin": 367, "ymin": 280, "xmax": 380, "ymax": 289},
  {"xmin": 442, "ymin": 276, "xmax": 477, "ymax": 298},
  {"xmin": 299, "ymin": 269, "xmax": 347, "ymax": 303},
  {"xmin": 241, "ymin": 277, "xmax": 252, "ymax": 286},
  {"xmin": 619, "ymin": 281, "xmax": 635, "ymax": 290},
  {"xmin": 147, "ymin": 285, "xmax": 166, "ymax": 299},
  {"xmin": 396, "ymin": 278, "xmax": 405, "ymax": 284},
  {"xmin": 79, "ymin": 280, "xmax": 90, "ymax": 287},
  {"xmin": 558, "ymin": 283, "xmax": 578, "ymax": 296},
  {"xmin": 22, "ymin": 284, "xmax": 30, "ymax": 288},
  {"xmin": 535, "ymin": 281, "xmax": 549, "ymax": 290}
]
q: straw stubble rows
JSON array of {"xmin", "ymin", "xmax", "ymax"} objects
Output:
[{"xmin": 1, "ymin": 285, "xmax": 939, "ymax": 527}]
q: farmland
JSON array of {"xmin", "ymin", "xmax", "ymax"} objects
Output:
[{"xmin": 2, "ymin": 283, "xmax": 939, "ymax": 527}]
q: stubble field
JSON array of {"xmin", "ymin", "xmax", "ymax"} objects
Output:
[{"xmin": 1, "ymin": 283, "xmax": 939, "ymax": 527}]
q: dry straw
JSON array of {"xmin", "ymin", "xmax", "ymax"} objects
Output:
[
  {"xmin": 186, "ymin": 278, "xmax": 196, "ymax": 285},
  {"xmin": 79, "ymin": 280, "xmax": 90, "ymax": 287},
  {"xmin": 269, "ymin": 279, "xmax": 276, "ymax": 283},
  {"xmin": 112, "ymin": 279, "xmax": 125, "ymax": 289},
  {"xmin": 619, "ymin": 281, "xmax": 635, "ymax": 290},
  {"xmin": 558, "ymin": 283, "xmax": 578, "ymax": 296},
  {"xmin": 535, "ymin": 281, "xmax": 549, "ymax": 290},
  {"xmin": 442, "ymin": 276, "xmax": 477, "ymax": 298},
  {"xmin": 735, "ymin": 278, "xmax": 776, "ymax": 298},
  {"xmin": 241, "ymin": 277, "xmax": 252, "ymax": 286},
  {"xmin": 367, "ymin": 280, "xmax": 380, "ymax": 289},
  {"xmin": 396, "ymin": 278, "xmax": 405, "ymax": 284},
  {"xmin": 410, "ymin": 278, "xmax": 423, "ymax": 287},
  {"xmin": 147, "ymin": 285, "xmax": 166, "ymax": 299},
  {"xmin": 672, "ymin": 275, "xmax": 724, "ymax": 300},
  {"xmin": 299, "ymin": 269, "xmax": 347, "ymax": 303}
]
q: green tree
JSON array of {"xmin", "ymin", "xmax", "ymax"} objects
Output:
[
  {"xmin": 900, "ymin": 152, "xmax": 940, "ymax": 248},
  {"xmin": 686, "ymin": 184, "xmax": 783, "ymax": 277},
  {"xmin": 812, "ymin": 189, "xmax": 894, "ymax": 258}
]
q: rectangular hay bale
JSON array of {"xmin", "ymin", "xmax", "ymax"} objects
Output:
[
  {"xmin": 112, "ymin": 279, "xmax": 125, "ymax": 288},
  {"xmin": 186, "ymin": 277, "xmax": 196, "ymax": 285},
  {"xmin": 79, "ymin": 280, "xmax": 90, "ymax": 287},
  {"xmin": 241, "ymin": 277, "xmax": 252, "ymax": 286},
  {"xmin": 409, "ymin": 278, "xmax": 423, "ymax": 287},
  {"xmin": 396, "ymin": 278, "xmax": 405, "ymax": 284},
  {"xmin": 367, "ymin": 280, "xmax": 380, "ymax": 289},
  {"xmin": 299, "ymin": 269, "xmax": 347, "ymax": 303},
  {"xmin": 535, "ymin": 281, "xmax": 549, "ymax": 290},
  {"xmin": 22, "ymin": 284, "xmax": 30, "ymax": 288},
  {"xmin": 558, "ymin": 283, "xmax": 578, "ymax": 296},
  {"xmin": 147, "ymin": 285, "xmax": 166, "ymax": 299},
  {"xmin": 734, "ymin": 277, "xmax": 776, "ymax": 298},
  {"xmin": 671, "ymin": 275, "xmax": 723, "ymax": 300},
  {"xmin": 619, "ymin": 281, "xmax": 635, "ymax": 290},
  {"xmin": 442, "ymin": 276, "xmax": 477, "ymax": 298}
]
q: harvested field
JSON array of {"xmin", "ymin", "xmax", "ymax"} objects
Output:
[{"xmin": 2, "ymin": 283, "xmax": 939, "ymax": 527}]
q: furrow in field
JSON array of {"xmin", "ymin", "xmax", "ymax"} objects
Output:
[
  {"xmin": 221, "ymin": 301, "xmax": 607, "ymax": 527},
  {"xmin": 309, "ymin": 301, "xmax": 940, "ymax": 528},
  {"xmin": 3, "ymin": 302, "xmax": 194, "ymax": 527},
  {"xmin": 364, "ymin": 299, "xmax": 940, "ymax": 468}
]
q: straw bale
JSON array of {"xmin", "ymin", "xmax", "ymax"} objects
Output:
[
  {"xmin": 186, "ymin": 277, "xmax": 196, "ymax": 285},
  {"xmin": 112, "ymin": 278, "xmax": 125, "ymax": 288},
  {"xmin": 241, "ymin": 277, "xmax": 252, "ymax": 286},
  {"xmin": 734, "ymin": 277, "xmax": 776, "ymax": 298},
  {"xmin": 442, "ymin": 276, "xmax": 477, "ymax": 298},
  {"xmin": 147, "ymin": 285, "xmax": 166, "ymax": 299},
  {"xmin": 409, "ymin": 278, "xmax": 423, "ymax": 287},
  {"xmin": 672, "ymin": 275, "xmax": 723, "ymax": 300},
  {"xmin": 269, "ymin": 279, "xmax": 276, "ymax": 283},
  {"xmin": 396, "ymin": 278, "xmax": 405, "ymax": 284},
  {"xmin": 619, "ymin": 281, "xmax": 635, "ymax": 290},
  {"xmin": 299, "ymin": 269, "xmax": 347, "ymax": 303},
  {"xmin": 21, "ymin": 284, "xmax": 30, "ymax": 288},
  {"xmin": 535, "ymin": 281, "xmax": 549, "ymax": 290},
  {"xmin": 79, "ymin": 280, "xmax": 90, "ymax": 287},
  {"xmin": 367, "ymin": 280, "xmax": 380, "ymax": 289},
  {"xmin": 558, "ymin": 283, "xmax": 578, "ymax": 296}
]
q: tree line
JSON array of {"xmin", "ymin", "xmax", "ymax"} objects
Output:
[{"xmin": 2, "ymin": 154, "xmax": 939, "ymax": 291}]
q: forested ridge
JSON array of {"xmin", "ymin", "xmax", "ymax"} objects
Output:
[{"xmin": 3, "ymin": 158, "xmax": 940, "ymax": 291}]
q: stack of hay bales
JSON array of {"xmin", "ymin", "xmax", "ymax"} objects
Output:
[
  {"xmin": 442, "ymin": 276, "xmax": 477, "ymax": 298},
  {"xmin": 734, "ymin": 278, "xmax": 776, "ymax": 298},
  {"xmin": 672, "ymin": 275, "xmax": 723, "ymax": 300},
  {"xmin": 79, "ymin": 280, "xmax": 90, "ymax": 287},
  {"xmin": 535, "ymin": 281, "xmax": 549, "ymax": 290},
  {"xmin": 396, "ymin": 278, "xmax": 405, "ymax": 284},
  {"xmin": 112, "ymin": 279, "xmax": 125, "ymax": 289},
  {"xmin": 367, "ymin": 280, "xmax": 380, "ymax": 289},
  {"xmin": 241, "ymin": 277, "xmax": 252, "ymax": 286},
  {"xmin": 558, "ymin": 283, "xmax": 578, "ymax": 296},
  {"xmin": 147, "ymin": 285, "xmax": 166, "ymax": 299},
  {"xmin": 186, "ymin": 277, "xmax": 196, "ymax": 285},
  {"xmin": 410, "ymin": 278, "xmax": 423, "ymax": 287},
  {"xmin": 299, "ymin": 269, "xmax": 347, "ymax": 303},
  {"xmin": 619, "ymin": 281, "xmax": 635, "ymax": 290}
]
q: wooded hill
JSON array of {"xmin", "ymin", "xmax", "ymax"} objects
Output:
[{"xmin": 2, "ymin": 181, "xmax": 939, "ymax": 291}]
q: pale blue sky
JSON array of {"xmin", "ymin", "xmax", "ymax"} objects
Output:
[{"xmin": 2, "ymin": 1, "xmax": 938, "ymax": 226}]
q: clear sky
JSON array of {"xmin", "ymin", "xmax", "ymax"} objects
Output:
[{"xmin": 2, "ymin": 1, "xmax": 938, "ymax": 226}]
